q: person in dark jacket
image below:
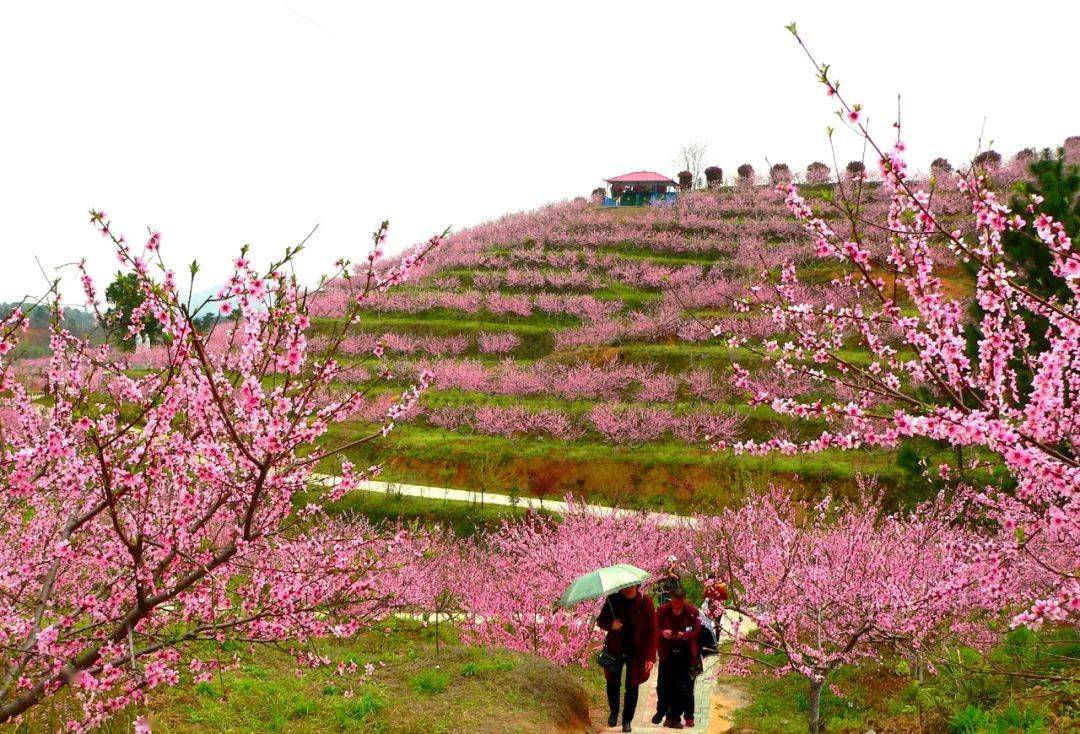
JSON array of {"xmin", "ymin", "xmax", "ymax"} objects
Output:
[
  {"xmin": 653, "ymin": 587, "xmax": 700, "ymax": 729},
  {"xmin": 597, "ymin": 584, "xmax": 658, "ymax": 732},
  {"xmin": 657, "ymin": 555, "xmax": 682, "ymax": 605}
]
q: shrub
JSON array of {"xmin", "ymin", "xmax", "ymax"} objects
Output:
[
  {"xmin": 677, "ymin": 170, "xmax": 693, "ymax": 190},
  {"xmin": 704, "ymin": 166, "xmax": 723, "ymax": 188},
  {"xmin": 410, "ymin": 668, "xmax": 450, "ymax": 694},
  {"xmin": 736, "ymin": 163, "xmax": 755, "ymax": 183},
  {"xmin": 590, "ymin": 187, "xmax": 605, "ymax": 202},
  {"xmin": 335, "ymin": 690, "xmax": 385, "ymax": 724},
  {"xmin": 806, "ymin": 161, "xmax": 831, "ymax": 184},
  {"xmin": 461, "ymin": 659, "xmax": 514, "ymax": 677},
  {"xmin": 993, "ymin": 703, "xmax": 1046, "ymax": 733},
  {"xmin": 949, "ymin": 705, "xmax": 990, "ymax": 734}
]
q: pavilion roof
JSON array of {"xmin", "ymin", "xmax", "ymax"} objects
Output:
[{"xmin": 604, "ymin": 171, "xmax": 676, "ymax": 184}]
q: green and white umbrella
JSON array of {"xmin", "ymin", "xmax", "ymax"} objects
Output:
[{"xmin": 559, "ymin": 564, "xmax": 651, "ymax": 608}]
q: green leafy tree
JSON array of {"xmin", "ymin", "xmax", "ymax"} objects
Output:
[
  {"xmin": 966, "ymin": 148, "xmax": 1080, "ymax": 369},
  {"xmin": 1005, "ymin": 149, "xmax": 1079, "ymax": 304},
  {"xmin": 104, "ymin": 271, "xmax": 163, "ymax": 349}
]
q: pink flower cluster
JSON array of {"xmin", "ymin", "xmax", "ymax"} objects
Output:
[
  {"xmin": 416, "ymin": 358, "xmax": 727, "ymax": 403},
  {"xmin": 425, "ymin": 402, "xmax": 743, "ymax": 446},
  {"xmin": 311, "ymin": 286, "xmax": 619, "ymax": 322}
]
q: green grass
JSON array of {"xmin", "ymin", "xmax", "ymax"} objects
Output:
[
  {"xmin": 318, "ymin": 489, "xmax": 537, "ymax": 535},
  {"xmin": 730, "ymin": 626, "xmax": 1078, "ymax": 734},
  {"xmin": 315, "ymin": 312, "xmax": 570, "ymax": 335}
]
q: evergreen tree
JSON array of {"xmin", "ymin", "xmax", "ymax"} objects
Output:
[
  {"xmin": 1005, "ymin": 149, "xmax": 1079, "ymax": 304},
  {"xmin": 965, "ymin": 147, "xmax": 1080, "ymax": 378},
  {"xmin": 105, "ymin": 271, "xmax": 163, "ymax": 349}
]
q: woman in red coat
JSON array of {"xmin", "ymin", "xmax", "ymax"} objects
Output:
[{"xmin": 597, "ymin": 584, "xmax": 658, "ymax": 732}]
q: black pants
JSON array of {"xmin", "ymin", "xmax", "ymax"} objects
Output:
[
  {"xmin": 659, "ymin": 648, "xmax": 694, "ymax": 720},
  {"xmin": 604, "ymin": 654, "xmax": 639, "ymax": 724}
]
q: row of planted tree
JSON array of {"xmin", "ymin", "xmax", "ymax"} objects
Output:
[{"xmin": 640, "ymin": 139, "xmax": 1080, "ymax": 195}]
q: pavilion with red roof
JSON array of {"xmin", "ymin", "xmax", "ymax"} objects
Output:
[{"xmin": 601, "ymin": 171, "xmax": 678, "ymax": 207}]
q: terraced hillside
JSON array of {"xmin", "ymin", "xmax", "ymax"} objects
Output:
[{"xmin": 309, "ymin": 183, "xmax": 978, "ymax": 511}]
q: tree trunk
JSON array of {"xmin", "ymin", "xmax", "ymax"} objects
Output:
[
  {"xmin": 807, "ymin": 679, "xmax": 825, "ymax": 734},
  {"xmin": 434, "ymin": 610, "xmax": 441, "ymax": 656}
]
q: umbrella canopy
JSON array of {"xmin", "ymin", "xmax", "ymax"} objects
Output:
[{"xmin": 559, "ymin": 564, "xmax": 651, "ymax": 608}]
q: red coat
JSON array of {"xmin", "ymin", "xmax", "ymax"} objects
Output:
[
  {"xmin": 597, "ymin": 591, "xmax": 658, "ymax": 686},
  {"xmin": 656, "ymin": 601, "xmax": 700, "ymax": 663}
]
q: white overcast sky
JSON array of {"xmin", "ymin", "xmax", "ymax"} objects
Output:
[{"xmin": 1, "ymin": 1, "xmax": 1077, "ymax": 304}]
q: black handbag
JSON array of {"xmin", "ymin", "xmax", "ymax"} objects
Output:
[
  {"xmin": 596, "ymin": 595, "xmax": 630, "ymax": 670},
  {"xmin": 690, "ymin": 653, "xmax": 704, "ymax": 679},
  {"xmin": 697, "ymin": 618, "xmax": 718, "ymax": 656},
  {"xmin": 596, "ymin": 646, "xmax": 623, "ymax": 670}
]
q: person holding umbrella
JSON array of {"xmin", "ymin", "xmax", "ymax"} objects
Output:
[
  {"xmin": 597, "ymin": 583, "xmax": 657, "ymax": 731},
  {"xmin": 560, "ymin": 564, "xmax": 658, "ymax": 732}
]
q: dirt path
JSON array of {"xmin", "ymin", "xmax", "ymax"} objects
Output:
[{"xmin": 706, "ymin": 682, "xmax": 751, "ymax": 734}]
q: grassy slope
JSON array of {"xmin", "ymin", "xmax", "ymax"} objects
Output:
[
  {"xmin": 16, "ymin": 623, "xmax": 604, "ymax": 734},
  {"xmin": 310, "ymin": 195, "xmax": 976, "ymax": 510}
]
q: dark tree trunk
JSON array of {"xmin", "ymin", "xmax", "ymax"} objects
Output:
[{"xmin": 807, "ymin": 678, "xmax": 825, "ymax": 734}]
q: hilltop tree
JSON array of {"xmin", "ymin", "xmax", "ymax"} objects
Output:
[
  {"xmin": 973, "ymin": 149, "xmax": 1003, "ymax": 169},
  {"xmin": 844, "ymin": 160, "xmax": 866, "ymax": 180},
  {"xmin": 675, "ymin": 142, "xmax": 708, "ymax": 188},
  {"xmin": 805, "ymin": 161, "xmax": 830, "ymax": 184},
  {"xmin": 677, "ymin": 170, "xmax": 693, "ymax": 191},
  {"xmin": 736, "ymin": 163, "xmax": 755, "ymax": 185},
  {"xmin": 704, "ymin": 166, "xmax": 723, "ymax": 188},
  {"xmin": 930, "ymin": 157, "xmax": 953, "ymax": 176},
  {"xmin": 769, "ymin": 163, "xmax": 792, "ymax": 184},
  {"xmin": 1013, "ymin": 147, "xmax": 1037, "ymax": 166},
  {"xmin": 1065, "ymin": 135, "xmax": 1080, "ymax": 162}
]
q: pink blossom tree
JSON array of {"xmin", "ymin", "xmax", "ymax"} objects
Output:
[
  {"xmin": 0, "ymin": 215, "xmax": 442, "ymax": 728},
  {"xmin": 460, "ymin": 501, "xmax": 676, "ymax": 665},
  {"xmin": 721, "ymin": 27, "xmax": 1079, "ymax": 628},
  {"xmin": 688, "ymin": 485, "xmax": 997, "ymax": 734}
]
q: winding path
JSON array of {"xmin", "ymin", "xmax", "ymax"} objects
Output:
[
  {"xmin": 310, "ymin": 473, "xmax": 694, "ymax": 527},
  {"xmin": 310, "ymin": 474, "xmax": 750, "ymax": 731}
]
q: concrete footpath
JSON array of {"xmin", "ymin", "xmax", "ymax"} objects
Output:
[
  {"xmin": 625, "ymin": 654, "xmax": 718, "ymax": 732},
  {"xmin": 309, "ymin": 473, "xmax": 695, "ymax": 528},
  {"xmin": 612, "ymin": 653, "xmax": 749, "ymax": 733}
]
